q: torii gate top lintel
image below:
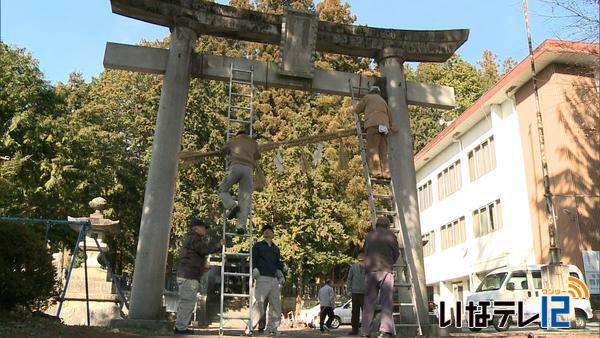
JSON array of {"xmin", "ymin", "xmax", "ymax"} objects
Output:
[{"xmin": 111, "ymin": 0, "xmax": 469, "ymax": 63}]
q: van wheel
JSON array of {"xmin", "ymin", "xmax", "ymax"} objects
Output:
[
  {"xmin": 493, "ymin": 315, "xmax": 512, "ymax": 332},
  {"xmin": 573, "ymin": 310, "xmax": 587, "ymax": 329},
  {"xmin": 330, "ymin": 316, "xmax": 341, "ymax": 329}
]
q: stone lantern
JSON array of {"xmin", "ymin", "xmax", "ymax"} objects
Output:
[
  {"xmin": 51, "ymin": 197, "xmax": 123, "ymax": 326},
  {"xmin": 68, "ymin": 197, "xmax": 120, "ymax": 269}
]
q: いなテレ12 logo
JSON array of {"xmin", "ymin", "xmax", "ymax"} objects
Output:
[{"xmin": 541, "ymin": 276, "xmax": 590, "ymax": 328}]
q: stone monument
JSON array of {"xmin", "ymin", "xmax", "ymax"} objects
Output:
[{"xmin": 49, "ymin": 197, "xmax": 122, "ymax": 326}]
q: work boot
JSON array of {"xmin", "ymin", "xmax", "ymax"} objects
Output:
[
  {"xmin": 377, "ymin": 331, "xmax": 394, "ymax": 338},
  {"xmin": 236, "ymin": 225, "xmax": 246, "ymax": 235},
  {"xmin": 174, "ymin": 328, "xmax": 194, "ymax": 334},
  {"xmin": 227, "ymin": 205, "xmax": 240, "ymax": 220}
]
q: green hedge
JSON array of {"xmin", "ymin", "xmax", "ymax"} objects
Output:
[{"xmin": 0, "ymin": 221, "xmax": 57, "ymax": 311}]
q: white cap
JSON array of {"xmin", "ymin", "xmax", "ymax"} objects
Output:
[{"xmin": 369, "ymin": 86, "xmax": 381, "ymax": 93}]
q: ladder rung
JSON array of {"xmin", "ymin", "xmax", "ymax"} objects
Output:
[
  {"xmin": 231, "ymin": 79, "xmax": 252, "ymax": 85},
  {"xmin": 225, "ymin": 252, "xmax": 250, "ymax": 257},
  {"xmin": 396, "ymin": 302, "xmax": 416, "ymax": 307},
  {"xmin": 371, "ymin": 177, "xmax": 392, "ymax": 184},
  {"xmin": 395, "ymin": 282, "xmax": 412, "ymax": 288},
  {"xmin": 231, "ymin": 105, "xmax": 252, "ymax": 110},
  {"xmin": 223, "ymin": 293, "xmax": 250, "ymax": 298},
  {"xmin": 224, "ymin": 272, "xmax": 250, "ymax": 277},
  {"xmin": 229, "ymin": 119, "xmax": 252, "ymax": 124},
  {"xmin": 221, "ymin": 314, "xmax": 251, "ymax": 320},
  {"xmin": 395, "ymin": 323, "xmax": 420, "ymax": 327},
  {"xmin": 232, "ymin": 68, "xmax": 253, "ymax": 73},
  {"xmin": 231, "ymin": 92, "xmax": 252, "ymax": 97},
  {"xmin": 377, "ymin": 210, "xmax": 397, "ymax": 215},
  {"xmin": 372, "ymin": 193, "xmax": 393, "ymax": 199}
]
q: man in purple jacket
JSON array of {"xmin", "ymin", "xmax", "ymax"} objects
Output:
[
  {"xmin": 362, "ymin": 216, "xmax": 400, "ymax": 338},
  {"xmin": 174, "ymin": 218, "xmax": 224, "ymax": 334}
]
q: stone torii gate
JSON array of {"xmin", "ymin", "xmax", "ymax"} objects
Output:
[{"xmin": 104, "ymin": 0, "xmax": 468, "ymax": 328}]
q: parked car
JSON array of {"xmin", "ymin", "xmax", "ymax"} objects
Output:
[
  {"xmin": 331, "ymin": 298, "xmax": 356, "ymax": 328},
  {"xmin": 466, "ymin": 264, "xmax": 593, "ymax": 332},
  {"xmin": 303, "ymin": 299, "xmax": 349, "ymax": 329}
]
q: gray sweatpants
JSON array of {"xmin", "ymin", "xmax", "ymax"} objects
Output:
[
  {"xmin": 175, "ymin": 277, "xmax": 200, "ymax": 331},
  {"xmin": 251, "ymin": 276, "xmax": 282, "ymax": 332},
  {"xmin": 362, "ymin": 271, "xmax": 395, "ymax": 335},
  {"xmin": 219, "ymin": 163, "xmax": 253, "ymax": 229}
]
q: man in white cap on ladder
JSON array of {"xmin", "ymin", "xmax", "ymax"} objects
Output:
[
  {"xmin": 219, "ymin": 128, "xmax": 261, "ymax": 235},
  {"xmin": 353, "ymin": 86, "xmax": 396, "ymax": 179}
]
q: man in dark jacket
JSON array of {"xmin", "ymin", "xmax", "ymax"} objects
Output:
[
  {"xmin": 361, "ymin": 216, "xmax": 400, "ymax": 338},
  {"xmin": 174, "ymin": 218, "xmax": 224, "ymax": 334},
  {"xmin": 250, "ymin": 225, "xmax": 285, "ymax": 336},
  {"xmin": 346, "ymin": 251, "xmax": 366, "ymax": 335}
]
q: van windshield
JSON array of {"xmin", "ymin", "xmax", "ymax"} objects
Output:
[{"xmin": 477, "ymin": 272, "xmax": 508, "ymax": 292}]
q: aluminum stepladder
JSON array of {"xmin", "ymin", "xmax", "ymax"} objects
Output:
[
  {"xmin": 218, "ymin": 63, "xmax": 255, "ymax": 335},
  {"xmin": 349, "ymin": 81, "xmax": 424, "ymax": 337}
]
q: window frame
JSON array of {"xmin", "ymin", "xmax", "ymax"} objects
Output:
[
  {"xmin": 473, "ymin": 199, "xmax": 503, "ymax": 237},
  {"xmin": 467, "ymin": 136, "xmax": 496, "ymax": 181}
]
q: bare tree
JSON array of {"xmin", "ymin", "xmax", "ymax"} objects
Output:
[{"xmin": 538, "ymin": 0, "xmax": 600, "ymax": 42}]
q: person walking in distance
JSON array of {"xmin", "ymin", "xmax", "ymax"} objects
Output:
[
  {"xmin": 346, "ymin": 252, "xmax": 366, "ymax": 335},
  {"xmin": 353, "ymin": 86, "xmax": 395, "ymax": 179},
  {"xmin": 174, "ymin": 218, "xmax": 224, "ymax": 334},
  {"xmin": 219, "ymin": 128, "xmax": 260, "ymax": 235},
  {"xmin": 318, "ymin": 279, "xmax": 336, "ymax": 332},
  {"xmin": 361, "ymin": 216, "xmax": 400, "ymax": 338}
]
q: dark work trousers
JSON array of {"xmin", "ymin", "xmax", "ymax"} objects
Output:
[
  {"xmin": 320, "ymin": 306, "xmax": 334, "ymax": 330},
  {"xmin": 258, "ymin": 298, "xmax": 269, "ymax": 330},
  {"xmin": 351, "ymin": 293, "xmax": 364, "ymax": 333},
  {"xmin": 362, "ymin": 271, "xmax": 395, "ymax": 336}
]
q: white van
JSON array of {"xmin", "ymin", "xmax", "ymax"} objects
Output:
[{"xmin": 466, "ymin": 264, "xmax": 593, "ymax": 332}]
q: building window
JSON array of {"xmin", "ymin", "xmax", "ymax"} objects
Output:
[
  {"xmin": 440, "ymin": 217, "xmax": 466, "ymax": 250},
  {"xmin": 437, "ymin": 160, "xmax": 462, "ymax": 200},
  {"xmin": 468, "ymin": 136, "xmax": 496, "ymax": 181},
  {"xmin": 417, "ymin": 180, "xmax": 433, "ymax": 211},
  {"xmin": 422, "ymin": 231, "xmax": 435, "ymax": 256},
  {"xmin": 473, "ymin": 199, "xmax": 503, "ymax": 237}
]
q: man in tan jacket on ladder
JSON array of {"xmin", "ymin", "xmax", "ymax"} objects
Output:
[
  {"xmin": 219, "ymin": 128, "xmax": 260, "ymax": 235},
  {"xmin": 354, "ymin": 86, "xmax": 395, "ymax": 179}
]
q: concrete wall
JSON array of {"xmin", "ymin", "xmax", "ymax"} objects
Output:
[{"xmin": 514, "ymin": 64, "xmax": 600, "ymax": 279}]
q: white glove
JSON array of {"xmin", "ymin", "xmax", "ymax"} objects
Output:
[
  {"xmin": 252, "ymin": 268, "xmax": 260, "ymax": 279},
  {"xmin": 276, "ymin": 269, "xmax": 285, "ymax": 285}
]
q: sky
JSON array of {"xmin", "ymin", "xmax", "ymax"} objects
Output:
[{"xmin": 0, "ymin": 0, "xmax": 578, "ymax": 84}]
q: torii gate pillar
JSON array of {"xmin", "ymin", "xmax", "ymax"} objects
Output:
[
  {"xmin": 378, "ymin": 48, "xmax": 430, "ymax": 332},
  {"xmin": 128, "ymin": 26, "xmax": 197, "ymax": 320}
]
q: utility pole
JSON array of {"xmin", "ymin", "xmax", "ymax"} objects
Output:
[
  {"xmin": 523, "ymin": 0, "xmax": 574, "ymax": 324},
  {"xmin": 522, "ymin": 0, "xmax": 561, "ymax": 265}
]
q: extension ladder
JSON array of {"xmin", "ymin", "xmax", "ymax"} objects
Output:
[
  {"xmin": 218, "ymin": 64, "xmax": 255, "ymax": 335},
  {"xmin": 349, "ymin": 81, "xmax": 424, "ymax": 337}
]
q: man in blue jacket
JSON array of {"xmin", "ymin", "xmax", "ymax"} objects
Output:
[
  {"xmin": 250, "ymin": 224, "xmax": 285, "ymax": 336},
  {"xmin": 174, "ymin": 218, "xmax": 224, "ymax": 334}
]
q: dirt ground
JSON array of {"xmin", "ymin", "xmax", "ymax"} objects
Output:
[{"xmin": 2, "ymin": 311, "xmax": 599, "ymax": 338}]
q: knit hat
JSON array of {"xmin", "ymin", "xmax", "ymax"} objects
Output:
[
  {"xmin": 376, "ymin": 216, "xmax": 391, "ymax": 227},
  {"xmin": 369, "ymin": 86, "xmax": 381, "ymax": 94},
  {"xmin": 261, "ymin": 224, "xmax": 274, "ymax": 234},
  {"xmin": 190, "ymin": 218, "xmax": 210, "ymax": 229}
]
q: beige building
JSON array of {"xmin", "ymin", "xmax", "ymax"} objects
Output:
[{"xmin": 413, "ymin": 40, "xmax": 599, "ymax": 309}]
